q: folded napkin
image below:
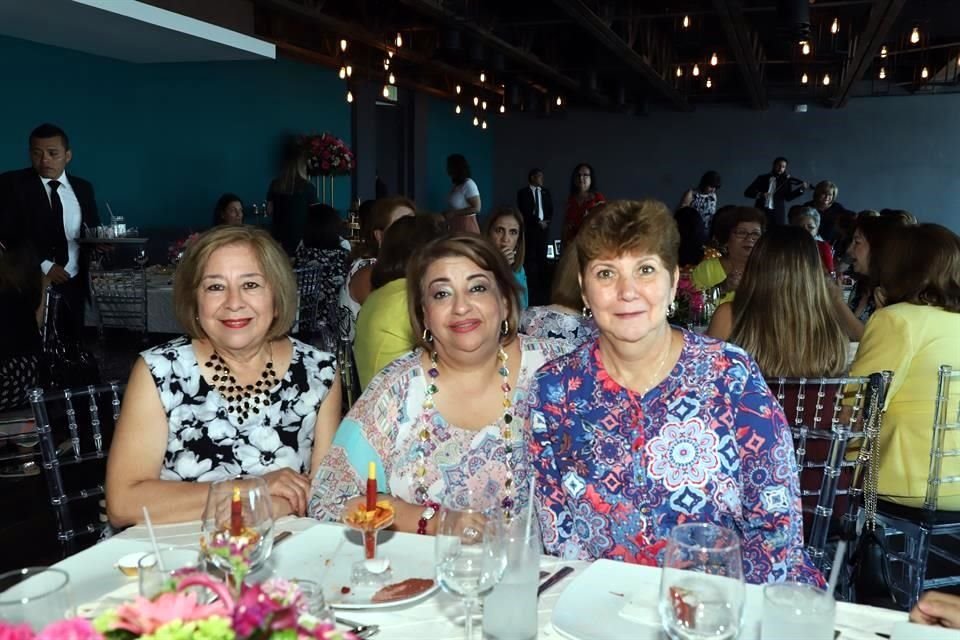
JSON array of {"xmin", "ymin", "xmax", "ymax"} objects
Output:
[{"xmin": 76, "ymin": 582, "xmax": 141, "ymax": 619}]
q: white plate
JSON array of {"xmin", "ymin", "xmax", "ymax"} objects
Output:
[{"xmin": 268, "ymin": 524, "xmax": 439, "ymax": 609}]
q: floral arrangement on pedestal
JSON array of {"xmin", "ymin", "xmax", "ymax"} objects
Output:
[
  {"xmin": 300, "ymin": 134, "xmax": 355, "ymax": 177},
  {"xmin": 168, "ymin": 232, "xmax": 200, "ymax": 266}
]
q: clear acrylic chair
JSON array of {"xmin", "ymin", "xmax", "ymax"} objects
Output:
[
  {"xmin": 293, "ymin": 264, "xmax": 324, "ymax": 337},
  {"xmin": 89, "ymin": 268, "xmax": 147, "ymax": 337},
  {"xmin": 27, "ymin": 381, "xmax": 125, "ymax": 557},
  {"xmin": 767, "ymin": 371, "xmax": 892, "ymax": 575},
  {"xmin": 875, "ymin": 364, "xmax": 960, "ymax": 609}
]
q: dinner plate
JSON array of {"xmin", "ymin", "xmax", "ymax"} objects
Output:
[{"xmin": 269, "ymin": 524, "xmax": 439, "ymax": 609}]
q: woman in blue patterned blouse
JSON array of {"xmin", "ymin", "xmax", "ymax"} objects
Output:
[{"xmin": 529, "ymin": 199, "xmax": 823, "ymax": 585}]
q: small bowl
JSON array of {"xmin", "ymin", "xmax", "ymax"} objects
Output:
[{"xmin": 115, "ymin": 552, "xmax": 149, "ymax": 577}]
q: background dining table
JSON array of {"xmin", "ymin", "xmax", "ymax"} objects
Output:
[{"xmin": 49, "ymin": 517, "xmax": 909, "ymax": 640}]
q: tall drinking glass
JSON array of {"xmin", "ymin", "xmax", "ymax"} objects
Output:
[
  {"xmin": 0, "ymin": 567, "xmax": 72, "ymax": 629},
  {"xmin": 658, "ymin": 523, "xmax": 745, "ymax": 640},
  {"xmin": 761, "ymin": 582, "xmax": 835, "ymax": 640},
  {"xmin": 200, "ymin": 476, "xmax": 275, "ymax": 579},
  {"xmin": 435, "ymin": 490, "xmax": 508, "ymax": 640},
  {"xmin": 138, "ymin": 547, "xmax": 203, "ymax": 598},
  {"xmin": 482, "ymin": 507, "xmax": 541, "ymax": 640}
]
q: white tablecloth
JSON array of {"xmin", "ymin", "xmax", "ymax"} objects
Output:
[{"xmin": 47, "ymin": 518, "xmax": 909, "ymax": 640}]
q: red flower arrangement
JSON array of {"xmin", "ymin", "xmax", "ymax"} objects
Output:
[{"xmin": 301, "ymin": 133, "xmax": 355, "ymax": 177}]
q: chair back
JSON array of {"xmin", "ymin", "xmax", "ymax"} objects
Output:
[
  {"xmin": 293, "ymin": 264, "xmax": 324, "ymax": 336},
  {"xmin": 767, "ymin": 371, "xmax": 892, "ymax": 567},
  {"xmin": 89, "ymin": 268, "xmax": 147, "ymax": 335},
  {"xmin": 27, "ymin": 382, "xmax": 125, "ymax": 557},
  {"xmin": 924, "ymin": 365, "xmax": 960, "ymax": 511},
  {"xmin": 40, "ymin": 286, "xmax": 62, "ymax": 354}
]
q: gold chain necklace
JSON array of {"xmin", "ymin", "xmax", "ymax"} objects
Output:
[{"xmin": 204, "ymin": 346, "xmax": 279, "ymax": 423}]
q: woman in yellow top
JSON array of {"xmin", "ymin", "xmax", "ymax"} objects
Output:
[
  {"xmin": 849, "ymin": 224, "xmax": 960, "ymax": 509},
  {"xmin": 691, "ymin": 206, "xmax": 766, "ymax": 305},
  {"xmin": 354, "ymin": 215, "xmax": 446, "ymax": 389}
]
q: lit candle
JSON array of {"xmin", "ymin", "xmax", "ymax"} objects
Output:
[
  {"xmin": 366, "ymin": 462, "xmax": 377, "ymax": 512},
  {"xmin": 230, "ymin": 486, "xmax": 242, "ymax": 536}
]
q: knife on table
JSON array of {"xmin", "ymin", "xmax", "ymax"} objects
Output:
[{"xmin": 537, "ymin": 566, "xmax": 574, "ymax": 597}]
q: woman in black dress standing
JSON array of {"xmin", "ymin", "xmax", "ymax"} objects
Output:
[{"xmin": 266, "ymin": 141, "xmax": 319, "ymax": 253}]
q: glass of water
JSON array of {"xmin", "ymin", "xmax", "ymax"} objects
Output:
[
  {"xmin": 482, "ymin": 506, "xmax": 541, "ymax": 640},
  {"xmin": 0, "ymin": 567, "xmax": 73, "ymax": 629},
  {"xmin": 761, "ymin": 582, "xmax": 835, "ymax": 640},
  {"xmin": 658, "ymin": 523, "xmax": 744, "ymax": 640},
  {"xmin": 435, "ymin": 489, "xmax": 508, "ymax": 640}
]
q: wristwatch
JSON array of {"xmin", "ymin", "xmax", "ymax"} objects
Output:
[{"xmin": 417, "ymin": 501, "xmax": 440, "ymax": 535}]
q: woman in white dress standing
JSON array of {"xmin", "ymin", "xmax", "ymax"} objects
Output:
[{"xmin": 444, "ymin": 153, "xmax": 481, "ymax": 233}]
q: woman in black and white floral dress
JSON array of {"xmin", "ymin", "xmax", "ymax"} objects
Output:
[
  {"xmin": 106, "ymin": 226, "xmax": 341, "ymax": 527},
  {"xmin": 293, "ymin": 203, "xmax": 351, "ymax": 348}
]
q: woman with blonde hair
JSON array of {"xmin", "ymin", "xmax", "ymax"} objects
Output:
[
  {"xmin": 804, "ymin": 180, "xmax": 852, "ymax": 244},
  {"xmin": 708, "ymin": 226, "xmax": 847, "ymax": 377}
]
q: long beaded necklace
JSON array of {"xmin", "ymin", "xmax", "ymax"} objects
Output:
[
  {"xmin": 204, "ymin": 347, "xmax": 279, "ymax": 423},
  {"xmin": 414, "ymin": 347, "xmax": 516, "ymax": 518}
]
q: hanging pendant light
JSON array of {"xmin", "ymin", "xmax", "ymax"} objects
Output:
[
  {"xmin": 879, "ymin": 67, "xmax": 886, "ymax": 80},
  {"xmin": 710, "ymin": 52, "xmax": 718, "ymax": 66},
  {"xmin": 801, "ymin": 72, "xmax": 809, "ymax": 84},
  {"xmin": 910, "ymin": 27, "xmax": 920, "ymax": 45},
  {"xmin": 455, "ymin": 104, "xmax": 461, "ymax": 114},
  {"xmin": 880, "ymin": 45, "xmax": 888, "ymax": 58},
  {"xmin": 692, "ymin": 63, "xmax": 700, "ymax": 77},
  {"xmin": 921, "ymin": 66, "xmax": 929, "ymax": 79},
  {"xmin": 346, "ymin": 90, "xmax": 353, "ymax": 103},
  {"xmin": 682, "ymin": 15, "xmax": 690, "ymax": 29},
  {"xmin": 801, "ymin": 41, "xmax": 811, "ymax": 56},
  {"xmin": 705, "ymin": 77, "xmax": 712, "ymax": 88},
  {"xmin": 831, "ymin": 18, "xmax": 839, "ymax": 35},
  {"xmin": 676, "ymin": 66, "xmax": 683, "ymax": 77},
  {"xmin": 822, "ymin": 73, "xmax": 831, "ymax": 86}
]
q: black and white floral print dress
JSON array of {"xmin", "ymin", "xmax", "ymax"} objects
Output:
[{"xmin": 142, "ymin": 336, "xmax": 336, "ymax": 482}]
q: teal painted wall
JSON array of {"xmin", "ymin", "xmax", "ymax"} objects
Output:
[
  {"xmin": 425, "ymin": 97, "xmax": 495, "ymax": 223},
  {"xmin": 0, "ymin": 35, "xmax": 351, "ymax": 230}
]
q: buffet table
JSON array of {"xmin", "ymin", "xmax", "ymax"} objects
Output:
[{"xmin": 47, "ymin": 517, "xmax": 912, "ymax": 640}]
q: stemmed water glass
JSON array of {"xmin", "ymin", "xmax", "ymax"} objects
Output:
[
  {"xmin": 435, "ymin": 490, "xmax": 508, "ymax": 640},
  {"xmin": 658, "ymin": 523, "xmax": 745, "ymax": 640},
  {"xmin": 200, "ymin": 476, "xmax": 275, "ymax": 581}
]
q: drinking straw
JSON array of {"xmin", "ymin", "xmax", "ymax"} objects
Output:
[
  {"xmin": 142, "ymin": 505, "xmax": 166, "ymax": 571},
  {"xmin": 524, "ymin": 475, "xmax": 536, "ymax": 544},
  {"xmin": 826, "ymin": 540, "xmax": 847, "ymax": 598}
]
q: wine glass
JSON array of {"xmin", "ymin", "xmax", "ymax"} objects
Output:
[
  {"xmin": 658, "ymin": 523, "xmax": 745, "ymax": 640},
  {"xmin": 0, "ymin": 567, "xmax": 72, "ymax": 629},
  {"xmin": 435, "ymin": 489, "xmax": 508, "ymax": 640},
  {"xmin": 200, "ymin": 476, "xmax": 275, "ymax": 580}
]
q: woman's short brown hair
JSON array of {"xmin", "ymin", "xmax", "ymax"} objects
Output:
[
  {"xmin": 874, "ymin": 224, "xmax": 960, "ymax": 313},
  {"xmin": 576, "ymin": 199, "xmax": 680, "ymax": 279},
  {"xmin": 713, "ymin": 206, "xmax": 767, "ymax": 246},
  {"xmin": 815, "ymin": 180, "xmax": 838, "ymax": 200},
  {"xmin": 359, "ymin": 196, "xmax": 416, "ymax": 257},
  {"xmin": 407, "ymin": 233, "xmax": 522, "ymax": 351},
  {"xmin": 484, "ymin": 207, "xmax": 526, "ymax": 273},
  {"xmin": 173, "ymin": 225, "xmax": 297, "ymax": 341},
  {"xmin": 550, "ymin": 245, "xmax": 583, "ymax": 310}
]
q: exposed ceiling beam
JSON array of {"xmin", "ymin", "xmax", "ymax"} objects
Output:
[
  {"xmin": 832, "ymin": 0, "xmax": 906, "ymax": 107},
  {"xmin": 255, "ymin": 0, "xmax": 501, "ymax": 97},
  {"xmin": 394, "ymin": 0, "xmax": 609, "ymax": 107},
  {"xmin": 551, "ymin": 0, "xmax": 690, "ymax": 111},
  {"xmin": 713, "ymin": 0, "xmax": 767, "ymax": 110}
]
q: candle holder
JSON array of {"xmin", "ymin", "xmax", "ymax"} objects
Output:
[{"xmin": 344, "ymin": 500, "xmax": 395, "ymax": 586}]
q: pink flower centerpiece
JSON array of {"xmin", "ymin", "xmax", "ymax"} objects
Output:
[{"xmin": 301, "ymin": 133, "xmax": 355, "ymax": 177}]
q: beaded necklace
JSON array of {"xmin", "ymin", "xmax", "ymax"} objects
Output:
[
  {"xmin": 204, "ymin": 347, "xmax": 279, "ymax": 423},
  {"xmin": 415, "ymin": 347, "xmax": 516, "ymax": 518}
]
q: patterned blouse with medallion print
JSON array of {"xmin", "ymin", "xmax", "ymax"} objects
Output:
[
  {"xmin": 309, "ymin": 335, "xmax": 570, "ymax": 520},
  {"xmin": 142, "ymin": 336, "xmax": 337, "ymax": 482},
  {"xmin": 529, "ymin": 330, "xmax": 824, "ymax": 586}
]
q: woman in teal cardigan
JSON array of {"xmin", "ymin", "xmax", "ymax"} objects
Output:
[{"xmin": 485, "ymin": 207, "xmax": 529, "ymax": 310}]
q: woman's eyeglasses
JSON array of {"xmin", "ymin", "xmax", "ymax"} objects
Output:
[{"xmin": 731, "ymin": 230, "xmax": 762, "ymax": 240}]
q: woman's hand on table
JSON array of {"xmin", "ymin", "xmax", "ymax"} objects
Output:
[
  {"xmin": 262, "ymin": 468, "xmax": 311, "ymax": 516},
  {"xmin": 910, "ymin": 591, "xmax": 960, "ymax": 627},
  {"xmin": 273, "ymin": 496, "xmax": 298, "ymax": 518}
]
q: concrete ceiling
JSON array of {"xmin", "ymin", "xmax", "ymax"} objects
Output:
[{"xmin": 0, "ymin": 0, "xmax": 274, "ymax": 63}]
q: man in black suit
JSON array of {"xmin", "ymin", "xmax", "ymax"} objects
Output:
[
  {"xmin": 0, "ymin": 123, "xmax": 100, "ymax": 341},
  {"xmin": 516, "ymin": 168, "xmax": 553, "ymax": 306},
  {"xmin": 743, "ymin": 156, "xmax": 809, "ymax": 228}
]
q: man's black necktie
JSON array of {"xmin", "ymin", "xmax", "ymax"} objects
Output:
[
  {"xmin": 48, "ymin": 179, "xmax": 68, "ymax": 266},
  {"xmin": 534, "ymin": 187, "xmax": 542, "ymax": 221}
]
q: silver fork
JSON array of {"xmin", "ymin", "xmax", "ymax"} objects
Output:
[{"xmin": 336, "ymin": 616, "xmax": 380, "ymax": 638}]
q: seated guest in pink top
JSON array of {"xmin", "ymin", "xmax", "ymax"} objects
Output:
[{"xmin": 529, "ymin": 200, "xmax": 823, "ymax": 585}]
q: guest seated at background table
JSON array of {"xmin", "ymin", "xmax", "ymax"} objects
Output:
[
  {"xmin": 211, "ymin": 193, "xmax": 244, "ymax": 227},
  {"xmin": 849, "ymin": 223, "xmax": 960, "ymax": 510},
  {"xmin": 309, "ymin": 234, "xmax": 570, "ymax": 532},
  {"xmin": 789, "ymin": 205, "xmax": 835, "ymax": 273},
  {"xmin": 353, "ymin": 214, "xmax": 446, "ymax": 389},
  {"xmin": 833, "ymin": 215, "xmax": 911, "ymax": 341},
  {"xmin": 339, "ymin": 196, "xmax": 414, "ymax": 344},
  {"xmin": 106, "ymin": 226, "xmax": 341, "ymax": 526},
  {"xmin": 485, "ymin": 207, "xmax": 529, "ymax": 310},
  {"xmin": 673, "ymin": 206, "xmax": 706, "ymax": 267},
  {"xmin": 0, "ymin": 238, "xmax": 42, "ymax": 412},
  {"xmin": 519, "ymin": 245, "xmax": 598, "ymax": 345},
  {"xmin": 803, "ymin": 180, "xmax": 853, "ymax": 244},
  {"xmin": 691, "ymin": 206, "xmax": 766, "ymax": 305},
  {"xmin": 266, "ymin": 140, "xmax": 318, "ymax": 254},
  {"xmin": 293, "ymin": 203, "xmax": 351, "ymax": 347},
  {"xmin": 530, "ymin": 200, "xmax": 823, "ymax": 585},
  {"xmin": 708, "ymin": 226, "xmax": 847, "ymax": 378}
]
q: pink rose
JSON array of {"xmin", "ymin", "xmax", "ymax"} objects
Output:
[
  {"xmin": 36, "ymin": 619, "xmax": 102, "ymax": 640},
  {"xmin": 0, "ymin": 623, "xmax": 35, "ymax": 640}
]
